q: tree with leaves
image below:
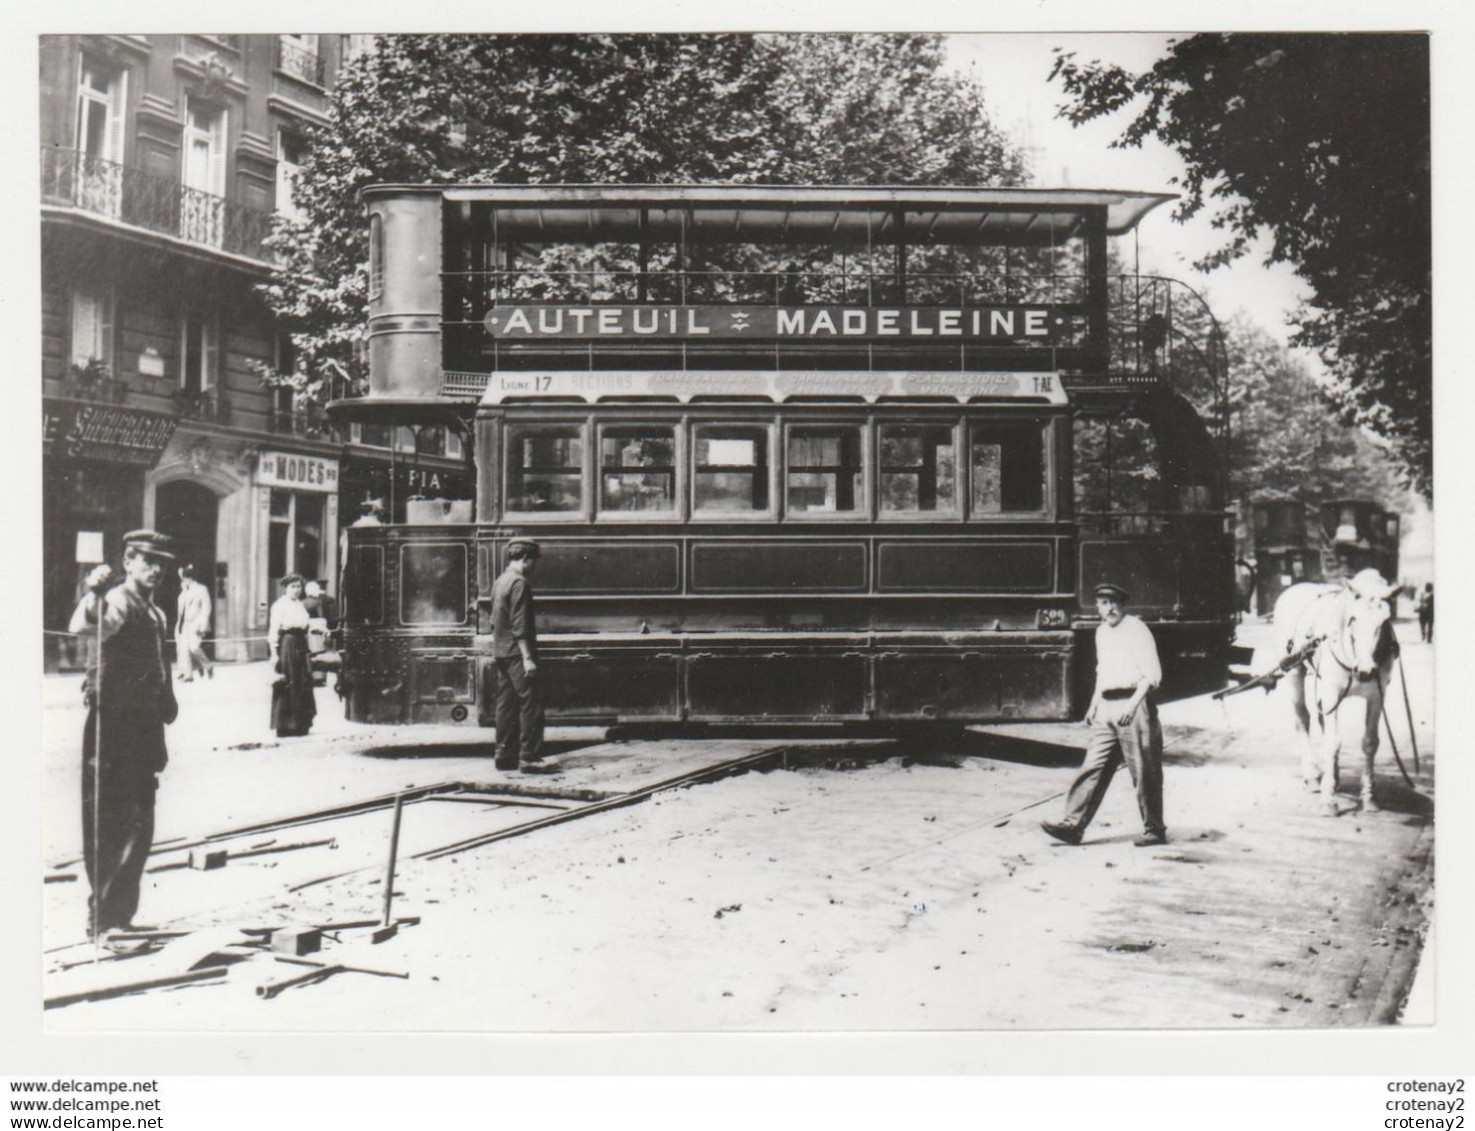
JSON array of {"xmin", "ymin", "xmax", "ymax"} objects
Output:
[
  {"xmin": 1050, "ymin": 34, "xmax": 1431, "ymax": 499},
  {"xmin": 1224, "ymin": 315, "xmax": 1402, "ymax": 506},
  {"xmin": 261, "ymin": 33, "xmax": 1026, "ymax": 400}
]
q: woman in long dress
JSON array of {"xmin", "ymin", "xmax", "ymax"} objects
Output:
[{"xmin": 269, "ymin": 574, "xmax": 316, "ymax": 737}]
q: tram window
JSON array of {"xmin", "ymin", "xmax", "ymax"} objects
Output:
[
  {"xmin": 600, "ymin": 426, "xmax": 676, "ymax": 513},
  {"xmin": 879, "ymin": 425, "xmax": 957, "ymax": 514},
  {"xmin": 399, "ymin": 543, "xmax": 468, "ymax": 625},
  {"xmin": 786, "ymin": 427, "xmax": 862, "ymax": 514},
  {"xmin": 694, "ymin": 426, "xmax": 770, "ymax": 514},
  {"xmin": 342, "ymin": 545, "xmax": 383, "ymax": 625},
  {"xmin": 969, "ymin": 421, "xmax": 1047, "ymax": 515},
  {"xmin": 507, "ymin": 426, "xmax": 583, "ymax": 512}
]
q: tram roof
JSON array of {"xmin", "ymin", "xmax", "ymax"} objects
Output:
[{"xmin": 367, "ymin": 184, "xmax": 1175, "ymax": 241}]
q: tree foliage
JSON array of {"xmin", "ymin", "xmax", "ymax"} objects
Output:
[
  {"xmin": 1225, "ymin": 315, "xmax": 1402, "ymax": 506},
  {"xmin": 1050, "ymin": 34, "xmax": 1431, "ymax": 498},
  {"xmin": 261, "ymin": 34, "xmax": 1026, "ymax": 398}
]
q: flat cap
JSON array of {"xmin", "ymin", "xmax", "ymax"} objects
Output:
[
  {"xmin": 1093, "ymin": 581, "xmax": 1130, "ymax": 602},
  {"xmin": 123, "ymin": 529, "xmax": 175, "ymax": 561},
  {"xmin": 506, "ymin": 537, "xmax": 541, "ymax": 558}
]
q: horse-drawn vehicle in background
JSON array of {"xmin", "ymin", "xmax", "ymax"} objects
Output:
[
  {"xmin": 1239, "ymin": 498, "xmax": 1401, "ymax": 617},
  {"xmin": 329, "ymin": 184, "xmax": 1238, "ymax": 727}
]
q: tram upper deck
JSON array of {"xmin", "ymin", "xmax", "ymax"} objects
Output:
[{"xmin": 334, "ymin": 185, "xmax": 1235, "ymax": 726}]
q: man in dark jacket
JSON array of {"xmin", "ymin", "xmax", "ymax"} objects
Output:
[
  {"xmin": 68, "ymin": 530, "xmax": 179, "ymax": 947},
  {"xmin": 491, "ymin": 539, "xmax": 548, "ymax": 772}
]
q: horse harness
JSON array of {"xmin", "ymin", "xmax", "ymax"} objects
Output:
[{"xmin": 1291, "ymin": 589, "xmax": 1397, "ymax": 717}]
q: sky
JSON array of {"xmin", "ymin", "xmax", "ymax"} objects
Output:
[{"xmin": 945, "ymin": 33, "xmax": 1313, "ymax": 349}]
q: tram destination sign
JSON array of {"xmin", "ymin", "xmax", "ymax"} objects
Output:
[
  {"xmin": 479, "ymin": 369, "xmax": 1068, "ymax": 405},
  {"xmin": 483, "ymin": 304, "xmax": 1061, "ymax": 341}
]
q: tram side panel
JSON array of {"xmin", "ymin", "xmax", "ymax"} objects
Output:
[{"xmin": 1076, "ymin": 520, "xmax": 1236, "ymax": 703}]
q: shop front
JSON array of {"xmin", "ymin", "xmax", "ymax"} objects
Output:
[
  {"xmin": 42, "ymin": 398, "xmax": 176, "ymax": 670},
  {"xmin": 253, "ymin": 449, "xmax": 340, "ymax": 659}
]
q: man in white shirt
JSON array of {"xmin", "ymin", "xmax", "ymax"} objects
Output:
[
  {"xmin": 1042, "ymin": 582, "xmax": 1167, "ymax": 847},
  {"xmin": 175, "ymin": 564, "xmax": 213, "ymax": 682}
]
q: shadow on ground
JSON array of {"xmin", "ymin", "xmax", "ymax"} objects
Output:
[{"xmin": 358, "ymin": 738, "xmax": 603, "ymax": 761}]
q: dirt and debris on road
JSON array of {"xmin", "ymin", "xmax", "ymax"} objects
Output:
[{"xmin": 41, "ymin": 627, "xmax": 1434, "ymax": 1033}]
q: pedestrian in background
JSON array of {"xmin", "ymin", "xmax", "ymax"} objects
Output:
[
  {"xmin": 1416, "ymin": 582, "xmax": 1434, "ymax": 643},
  {"xmin": 174, "ymin": 563, "xmax": 213, "ymax": 682},
  {"xmin": 304, "ymin": 579, "xmax": 338, "ymax": 627},
  {"xmin": 491, "ymin": 539, "xmax": 549, "ymax": 773},
  {"xmin": 67, "ymin": 530, "xmax": 179, "ymax": 948},
  {"xmin": 1042, "ymin": 582, "xmax": 1167, "ymax": 848},
  {"xmin": 269, "ymin": 573, "xmax": 316, "ymax": 738}
]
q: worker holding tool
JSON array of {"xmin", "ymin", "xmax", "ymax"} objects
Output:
[
  {"xmin": 68, "ymin": 530, "xmax": 179, "ymax": 949},
  {"xmin": 491, "ymin": 538, "xmax": 550, "ymax": 773},
  {"xmin": 1042, "ymin": 582, "xmax": 1167, "ymax": 848}
]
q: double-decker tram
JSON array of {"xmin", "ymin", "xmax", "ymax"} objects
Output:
[{"xmin": 332, "ymin": 185, "xmax": 1236, "ymax": 727}]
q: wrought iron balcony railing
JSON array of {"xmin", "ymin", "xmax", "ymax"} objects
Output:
[
  {"xmin": 276, "ymin": 38, "xmax": 326, "ymax": 86},
  {"xmin": 41, "ymin": 146, "xmax": 273, "ymax": 262},
  {"xmin": 174, "ymin": 387, "xmax": 231, "ymax": 423},
  {"xmin": 60, "ymin": 369, "xmax": 131, "ymax": 404},
  {"xmin": 269, "ymin": 405, "xmax": 334, "ymax": 438}
]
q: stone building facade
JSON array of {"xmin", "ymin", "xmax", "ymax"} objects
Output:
[{"xmin": 40, "ymin": 33, "xmax": 468, "ymax": 668}]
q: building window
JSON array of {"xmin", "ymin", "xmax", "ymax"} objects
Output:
[
  {"xmin": 694, "ymin": 425, "xmax": 770, "ymax": 514},
  {"xmin": 70, "ymin": 288, "xmax": 114, "ymax": 369},
  {"xmin": 601, "ymin": 426, "xmax": 676, "ymax": 514},
  {"xmin": 969, "ymin": 421, "xmax": 1048, "ymax": 515},
  {"xmin": 507, "ymin": 425, "xmax": 584, "ymax": 513},
  {"xmin": 179, "ymin": 312, "xmax": 219, "ymax": 393},
  {"xmin": 268, "ymin": 488, "xmax": 325, "ymax": 590},
  {"xmin": 879, "ymin": 424, "xmax": 957, "ymax": 515},
  {"xmin": 181, "ymin": 98, "xmax": 227, "ymax": 247},
  {"xmin": 276, "ymin": 131, "xmax": 308, "ymax": 222},
  {"xmin": 340, "ymin": 34, "xmax": 376, "ymax": 62},
  {"xmin": 414, "ymin": 425, "xmax": 446, "ymax": 458},
  {"xmin": 75, "ymin": 58, "xmax": 125, "ymax": 162},
  {"xmin": 74, "ymin": 57, "xmax": 126, "ymax": 217},
  {"xmin": 786, "ymin": 427, "xmax": 862, "ymax": 514},
  {"xmin": 277, "ymin": 34, "xmax": 325, "ymax": 86}
]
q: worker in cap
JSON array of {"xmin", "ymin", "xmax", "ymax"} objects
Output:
[
  {"xmin": 506, "ymin": 537, "xmax": 541, "ymax": 558},
  {"xmin": 1093, "ymin": 581, "xmax": 1130, "ymax": 603},
  {"xmin": 67, "ymin": 530, "xmax": 179, "ymax": 949},
  {"xmin": 1042, "ymin": 579, "xmax": 1167, "ymax": 848},
  {"xmin": 491, "ymin": 538, "xmax": 550, "ymax": 773}
]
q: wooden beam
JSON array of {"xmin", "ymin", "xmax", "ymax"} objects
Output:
[{"xmin": 45, "ymin": 966, "xmax": 228, "ymax": 1010}]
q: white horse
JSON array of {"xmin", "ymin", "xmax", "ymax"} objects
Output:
[{"xmin": 1255, "ymin": 569, "xmax": 1400, "ymax": 814}]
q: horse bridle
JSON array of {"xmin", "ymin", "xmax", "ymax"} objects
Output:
[{"xmin": 1305, "ymin": 592, "xmax": 1391, "ymax": 716}]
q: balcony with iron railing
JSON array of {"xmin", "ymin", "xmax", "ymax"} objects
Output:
[
  {"xmin": 57, "ymin": 360, "xmax": 131, "ymax": 404},
  {"xmin": 269, "ymin": 403, "xmax": 334, "ymax": 438},
  {"xmin": 41, "ymin": 146, "xmax": 273, "ymax": 262},
  {"xmin": 174, "ymin": 387, "xmax": 231, "ymax": 423},
  {"xmin": 275, "ymin": 37, "xmax": 326, "ymax": 87}
]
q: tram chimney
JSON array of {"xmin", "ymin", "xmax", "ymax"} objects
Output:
[{"xmin": 365, "ymin": 188, "xmax": 444, "ymax": 401}]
